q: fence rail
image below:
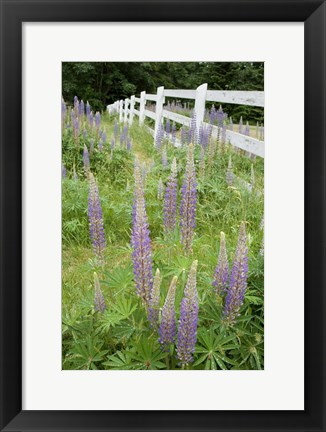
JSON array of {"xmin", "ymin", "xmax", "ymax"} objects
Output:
[{"xmin": 107, "ymin": 83, "xmax": 264, "ymax": 158}]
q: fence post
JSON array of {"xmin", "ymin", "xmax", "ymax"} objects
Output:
[
  {"xmin": 124, "ymin": 98, "xmax": 129, "ymax": 123},
  {"xmin": 154, "ymin": 86, "xmax": 164, "ymax": 145},
  {"xmin": 129, "ymin": 95, "xmax": 135, "ymax": 125},
  {"xmin": 119, "ymin": 100, "xmax": 124, "ymax": 123},
  {"xmin": 139, "ymin": 91, "xmax": 146, "ymax": 125},
  {"xmin": 194, "ymin": 83, "xmax": 208, "ymax": 142}
]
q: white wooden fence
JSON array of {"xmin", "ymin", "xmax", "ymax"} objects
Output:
[{"xmin": 107, "ymin": 83, "xmax": 264, "ymax": 158}]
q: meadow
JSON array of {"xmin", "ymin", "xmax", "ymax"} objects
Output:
[{"xmin": 62, "ymin": 98, "xmax": 264, "ymax": 370}]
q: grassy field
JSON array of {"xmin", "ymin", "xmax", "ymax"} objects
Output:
[{"xmin": 62, "ymin": 111, "xmax": 264, "ymax": 370}]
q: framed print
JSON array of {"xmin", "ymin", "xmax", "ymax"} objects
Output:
[{"xmin": 0, "ymin": 1, "xmax": 325, "ymax": 431}]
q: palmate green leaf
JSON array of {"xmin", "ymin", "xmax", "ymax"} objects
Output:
[
  {"xmin": 128, "ymin": 337, "xmax": 167, "ymax": 370},
  {"xmin": 103, "ymin": 350, "xmax": 134, "ymax": 370},
  {"xmin": 102, "ymin": 266, "xmax": 134, "ymax": 295},
  {"xmin": 98, "ymin": 310, "xmax": 125, "ymax": 333},
  {"xmin": 65, "ymin": 336, "xmax": 108, "ymax": 370},
  {"xmin": 112, "ymin": 296, "xmax": 137, "ymax": 319}
]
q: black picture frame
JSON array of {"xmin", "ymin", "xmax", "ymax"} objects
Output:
[{"xmin": 0, "ymin": 1, "xmax": 325, "ymax": 431}]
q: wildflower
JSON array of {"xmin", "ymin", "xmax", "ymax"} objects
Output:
[
  {"xmin": 159, "ymin": 276, "xmax": 178, "ymax": 350},
  {"xmin": 212, "ymin": 232, "xmax": 229, "ymax": 296},
  {"xmin": 62, "ymin": 163, "xmax": 66, "ymax": 179},
  {"xmin": 89, "ymin": 112, "xmax": 94, "ymax": 129},
  {"xmin": 209, "ymin": 105, "xmax": 216, "ymax": 125},
  {"xmin": 226, "ymin": 156, "xmax": 233, "ymax": 186},
  {"xmin": 166, "ymin": 118, "xmax": 171, "ymax": 136},
  {"xmin": 127, "ymin": 136, "xmax": 132, "ymax": 151},
  {"xmin": 164, "ymin": 157, "xmax": 178, "ymax": 233},
  {"xmin": 180, "ymin": 144, "xmax": 197, "ymax": 253},
  {"xmin": 111, "ymin": 138, "xmax": 115, "ymax": 151},
  {"xmin": 157, "ymin": 178, "xmax": 164, "ymax": 200},
  {"xmin": 94, "ymin": 272, "xmax": 106, "ymax": 313},
  {"xmin": 162, "ymin": 147, "xmax": 168, "ymax": 168},
  {"xmin": 189, "ymin": 111, "xmax": 197, "ymax": 143},
  {"xmin": 131, "ymin": 163, "xmax": 154, "ymax": 306},
  {"xmin": 217, "ymin": 105, "xmax": 224, "ymax": 127},
  {"xmin": 95, "ymin": 111, "xmax": 101, "ymax": 130},
  {"xmin": 83, "ymin": 144, "xmax": 90, "ymax": 173},
  {"xmin": 88, "ymin": 173, "xmax": 106, "ymax": 262},
  {"xmin": 171, "ymin": 122, "xmax": 176, "ymax": 145},
  {"xmin": 224, "ymin": 222, "xmax": 248, "ymax": 324},
  {"xmin": 155, "ymin": 122, "xmax": 164, "ymax": 150},
  {"xmin": 177, "ymin": 260, "xmax": 199, "ymax": 366},
  {"xmin": 148, "ymin": 268, "xmax": 162, "ymax": 328},
  {"xmin": 98, "ymin": 139, "xmax": 103, "ymax": 152},
  {"xmin": 79, "ymin": 100, "xmax": 85, "ymax": 117}
]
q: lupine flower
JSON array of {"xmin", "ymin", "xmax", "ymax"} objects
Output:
[
  {"xmin": 131, "ymin": 163, "xmax": 154, "ymax": 306},
  {"xmin": 221, "ymin": 122, "xmax": 226, "ymax": 146},
  {"xmin": 83, "ymin": 144, "xmax": 90, "ymax": 174},
  {"xmin": 171, "ymin": 122, "xmax": 176, "ymax": 145},
  {"xmin": 88, "ymin": 173, "xmax": 106, "ymax": 262},
  {"xmin": 73, "ymin": 117, "xmax": 79, "ymax": 143},
  {"xmin": 102, "ymin": 131, "xmax": 107, "ymax": 145},
  {"xmin": 111, "ymin": 138, "xmax": 115, "ymax": 151},
  {"xmin": 95, "ymin": 111, "xmax": 101, "ymax": 130},
  {"xmin": 159, "ymin": 275, "xmax": 178, "ymax": 350},
  {"xmin": 229, "ymin": 117, "xmax": 234, "ymax": 131},
  {"xmin": 162, "ymin": 147, "xmax": 168, "ymax": 168},
  {"xmin": 98, "ymin": 139, "xmax": 103, "ymax": 152},
  {"xmin": 89, "ymin": 138, "xmax": 94, "ymax": 156},
  {"xmin": 226, "ymin": 156, "xmax": 233, "ymax": 186},
  {"xmin": 89, "ymin": 112, "xmax": 94, "ymax": 129},
  {"xmin": 148, "ymin": 268, "xmax": 162, "ymax": 328},
  {"xmin": 62, "ymin": 163, "xmax": 66, "ymax": 179},
  {"xmin": 177, "ymin": 260, "xmax": 199, "ymax": 366},
  {"xmin": 79, "ymin": 100, "xmax": 85, "ymax": 117},
  {"xmin": 114, "ymin": 119, "xmax": 118, "ymax": 138},
  {"xmin": 86, "ymin": 101, "xmax": 91, "ymax": 118},
  {"xmin": 94, "ymin": 272, "xmax": 106, "ymax": 313},
  {"xmin": 217, "ymin": 105, "xmax": 224, "ymax": 127},
  {"xmin": 212, "ymin": 232, "xmax": 229, "ymax": 296},
  {"xmin": 155, "ymin": 122, "xmax": 164, "ymax": 150},
  {"xmin": 189, "ymin": 111, "xmax": 197, "ymax": 144},
  {"xmin": 157, "ymin": 178, "xmax": 164, "ymax": 200},
  {"xmin": 61, "ymin": 99, "xmax": 66, "ymax": 130},
  {"xmin": 209, "ymin": 104, "xmax": 216, "ymax": 125},
  {"xmin": 245, "ymin": 121, "xmax": 250, "ymax": 136},
  {"xmin": 238, "ymin": 116, "xmax": 243, "ymax": 134},
  {"xmin": 127, "ymin": 136, "xmax": 132, "ymax": 151},
  {"xmin": 166, "ymin": 118, "xmax": 171, "ymax": 136},
  {"xmin": 164, "ymin": 157, "xmax": 178, "ymax": 233},
  {"xmin": 224, "ymin": 222, "xmax": 248, "ymax": 324},
  {"xmin": 180, "ymin": 144, "xmax": 197, "ymax": 253}
]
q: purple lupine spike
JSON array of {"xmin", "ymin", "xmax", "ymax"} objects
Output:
[
  {"xmin": 127, "ymin": 136, "xmax": 132, "ymax": 151},
  {"xmin": 217, "ymin": 105, "xmax": 224, "ymax": 128},
  {"xmin": 226, "ymin": 156, "xmax": 233, "ymax": 186},
  {"xmin": 95, "ymin": 112, "xmax": 101, "ymax": 129},
  {"xmin": 74, "ymin": 95, "xmax": 78, "ymax": 105},
  {"xmin": 119, "ymin": 129, "xmax": 124, "ymax": 145},
  {"xmin": 83, "ymin": 144, "xmax": 90, "ymax": 173},
  {"xmin": 238, "ymin": 116, "xmax": 243, "ymax": 134},
  {"xmin": 213, "ymin": 232, "xmax": 229, "ymax": 296},
  {"xmin": 155, "ymin": 122, "xmax": 164, "ymax": 150},
  {"xmin": 89, "ymin": 138, "xmax": 94, "ymax": 156},
  {"xmin": 102, "ymin": 131, "xmax": 107, "ymax": 145},
  {"xmin": 98, "ymin": 139, "xmax": 103, "ymax": 152},
  {"xmin": 79, "ymin": 100, "xmax": 85, "ymax": 117},
  {"xmin": 111, "ymin": 138, "xmax": 115, "ymax": 151},
  {"xmin": 164, "ymin": 157, "xmax": 178, "ymax": 233},
  {"xmin": 165, "ymin": 118, "xmax": 171, "ymax": 136},
  {"xmin": 189, "ymin": 111, "xmax": 197, "ymax": 144},
  {"xmin": 244, "ymin": 121, "xmax": 250, "ymax": 136},
  {"xmin": 177, "ymin": 260, "xmax": 199, "ymax": 366},
  {"xmin": 61, "ymin": 98, "xmax": 67, "ymax": 130},
  {"xmin": 224, "ymin": 222, "xmax": 248, "ymax": 324},
  {"xmin": 148, "ymin": 268, "xmax": 162, "ymax": 328},
  {"xmin": 180, "ymin": 144, "xmax": 197, "ymax": 253},
  {"xmin": 159, "ymin": 275, "xmax": 178, "ymax": 350},
  {"xmin": 73, "ymin": 117, "xmax": 79, "ymax": 142},
  {"xmin": 157, "ymin": 177, "xmax": 164, "ymax": 200},
  {"xmin": 62, "ymin": 163, "xmax": 66, "ymax": 179},
  {"xmin": 114, "ymin": 119, "xmax": 118, "ymax": 138},
  {"xmin": 221, "ymin": 122, "xmax": 227, "ymax": 146},
  {"xmin": 89, "ymin": 112, "xmax": 94, "ymax": 129},
  {"xmin": 209, "ymin": 104, "xmax": 216, "ymax": 125},
  {"xmin": 88, "ymin": 173, "xmax": 106, "ymax": 262},
  {"xmin": 162, "ymin": 147, "xmax": 168, "ymax": 168},
  {"xmin": 131, "ymin": 163, "xmax": 154, "ymax": 306},
  {"xmin": 94, "ymin": 272, "xmax": 106, "ymax": 313},
  {"xmin": 171, "ymin": 122, "xmax": 176, "ymax": 145},
  {"xmin": 86, "ymin": 101, "xmax": 91, "ymax": 118},
  {"xmin": 229, "ymin": 117, "xmax": 234, "ymax": 131}
]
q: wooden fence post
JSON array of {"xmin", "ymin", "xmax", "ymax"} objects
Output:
[
  {"xmin": 154, "ymin": 86, "xmax": 164, "ymax": 145},
  {"xmin": 129, "ymin": 95, "xmax": 135, "ymax": 125},
  {"xmin": 119, "ymin": 100, "xmax": 124, "ymax": 123},
  {"xmin": 139, "ymin": 91, "xmax": 146, "ymax": 125},
  {"xmin": 194, "ymin": 83, "xmax": 208, "ymax": 142},
  {"xmin": 124, "ymin": 98, "xmax": 129, "ymax": 123}
]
